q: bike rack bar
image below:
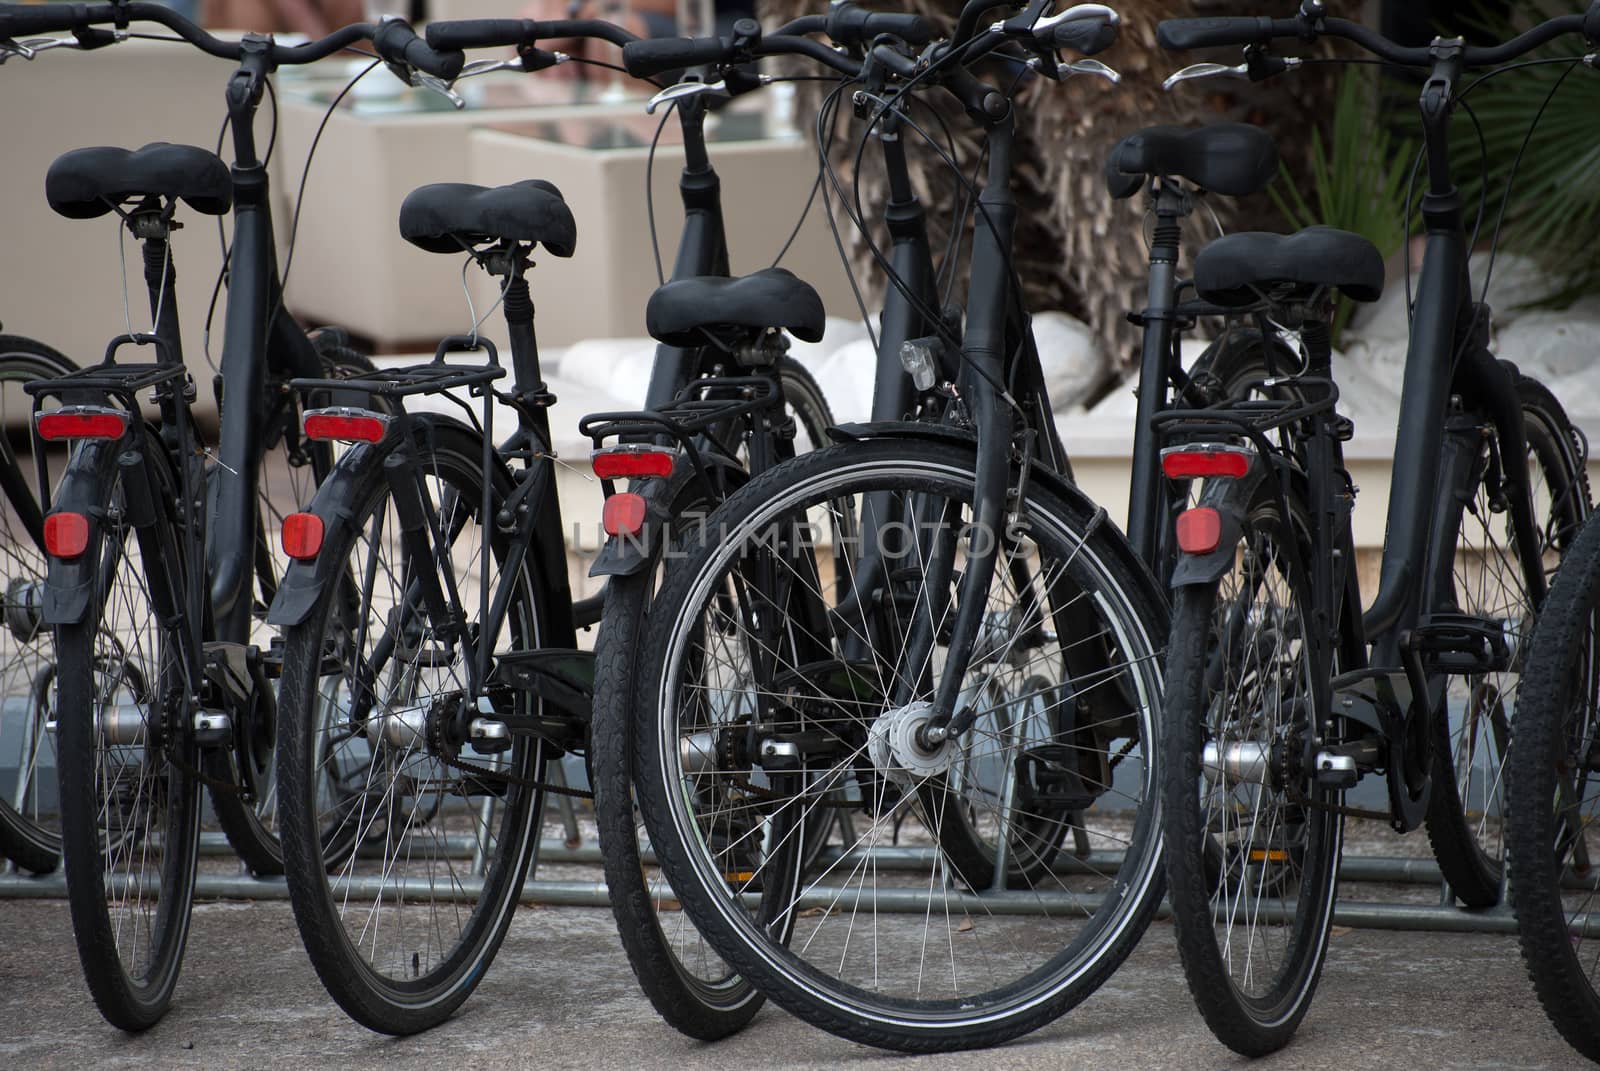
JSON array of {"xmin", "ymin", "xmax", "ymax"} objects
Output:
[{"xmin": 0, "ymin": 837, "xmax": 1558, "ymax": 934}]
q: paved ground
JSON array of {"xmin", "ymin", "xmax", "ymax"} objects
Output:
[{"xmin": 0, "ymin": 890, "xmax": 1587, "ymax": 1070}]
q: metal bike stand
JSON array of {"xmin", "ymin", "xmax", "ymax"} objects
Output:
[{"xmin": 0, "ymin": 837, "xmax": 1540, "ymax": 935}]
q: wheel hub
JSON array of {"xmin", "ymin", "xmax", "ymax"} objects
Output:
[{"xmin": 868, "ymin": 701, "xmax": 957, "ymax": 786}]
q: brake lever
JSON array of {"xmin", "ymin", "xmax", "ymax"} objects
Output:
[
  {"xmin": 1163, "ymin": 54, "xmax": 1300, "ymax": 91},
  {"xmin": 1026, "ymin": 55, "xmax": 1120, "ymax": 83},
  {"xmin": 411, "ymin": 70, "xmax": 465, "ymax": 109},
  {"xmin": 458, "ymin": 56, "xmax": 525, "ymax": 78},
  {"xmin": 645, "ymin": 77, "xmax": 766, "ymax": 115},
  {"xmin": 1162, "ymin": 61, "xmax": 1247, "ymax": 91},
  {"xmin": 0, "ymin": 33, "xmax": 113, "ymax": 62},
  {"xmin": 991, "ymin": 1, "xmax": 1120, "ymax": 35},
  {"xmin": 1062, "ymin": 57, "xmax": 1120, "ymax": 83}
]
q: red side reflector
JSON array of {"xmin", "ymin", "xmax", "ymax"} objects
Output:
[
  {"xmin": 281, "ymin": 512, "xmax": 324, "ymax": 560},
  {"xmin": 591, "ymin": 449, "xmax": 674, "ymax": 480},
  {"xmin": 44, "ymin": 512, "xmax": 90, "ymax": 558},
  {"xmin": 37, "ymin": 410, "xmax": 128, "ymax": 441},
  {"xmin": 1176, "ymin": 508, "xmax": 1223, "ymax": 554},
  {"xmin": 1162, "ymin": 450, "xmax": 1250, "ymax": 480},
  {"xmin": 303, "ymin": 412, "xmax": 387, "ymax": 443},
  {"xmin": 602, "ymin": 493, "xmax": 648, "ymax": 537}
]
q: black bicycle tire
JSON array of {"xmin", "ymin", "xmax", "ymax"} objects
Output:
[
  {"xmin": 1161, "ymin": 479, "xmax": 1342, "ymax": 1057},
  {"xmin": 276, "ymin": 422, "xmax": 548, "ymax": 1034},
  {"xmin": 589, "ymin": 354, "xmax": 838, "ymax": 1039},
  {"xmin": 0, "ymin": 336, "xmax": 79, "ymax": 873},
  {"xmin": 56, "ymin": 430, "xmax": 202, "ymax": 1031},
  {"xmin": 1507, "ymin": 505, "xmax": 1600, "ymax": 1063},
  {"xmin": 633, "ymin": 438, "xmax": 1168, "ymax": 1052},
  {"xmin": 1424, "ymin": 374, "xmax": 1590, "ymax": 907}
]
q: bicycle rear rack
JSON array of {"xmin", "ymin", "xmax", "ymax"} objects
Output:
[
  {"xmin": 289, "ymin": 335, "xmax": 506, "ymax": 403},
  {"xmin": 23, "ymin": 333, "xmax": 187, "ymax": 406}
]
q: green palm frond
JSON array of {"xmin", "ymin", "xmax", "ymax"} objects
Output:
[
  {"xmin": 1270, "ymin": 69, "xmax": 1417, "ymax": 343},
  {"xmin": 1454, "ymin": 0, "xmax": 1600, "ymax": 305}
]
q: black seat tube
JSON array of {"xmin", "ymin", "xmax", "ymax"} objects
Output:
[
  {"xmin": 1125, "ymin": 180, "xmax": 1188, "ymax": 568},
  {"xmin": 642, "ymin": 97, "xmax": 728, "ymax": 412},
  {"xmin": 1364, "ymin": 50, "xmax": 1468, "ymax": 654},
  {"xmin": 870, "ymin": 115, "xmax": 936, "ymax": 424},
  {"xmin": 495, "ymin": 266, "xmax": 578, "ymax": 647},
  {"xmin": 208, "ymin": 39, "xmax": 278, "ymax": 639},
  {"xmin": 841, "ymin": 118, "xmax": 940, "ymax": 666}
]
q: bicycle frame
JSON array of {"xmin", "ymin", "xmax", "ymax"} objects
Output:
[
  {"xmin": 207, "ymin": 37, "xmax": 345, "ymax": 641},
  {"xmin": 1361, "ymin": 45, "xmax": 1545, "ymax": 654}
]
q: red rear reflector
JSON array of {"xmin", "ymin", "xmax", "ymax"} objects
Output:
[
  {"xmin": 602, "ymin": 492, "xmax": 648, "ymax": 537},
  {"xmin": 281, "ymin": 512, "xmax": 324, "ymax": 560},
  {"xmin": 37, "ymin": 410, "xmax": 127, "ymax": 441},
  {"xmin": 303, "ymin": 412, "xmax": 387, "ymax": 443},
  {"xmin": 44, "ymin": 512, "xmax": 90, "ymax": 558},
  {"xmin": 1162, "ymin": 450, "xmax": 1250, "ymax": 480},
  {"xmin": 592, "ymin": 449, "xmax": 674, "ymax": 480},
  {"xmin": 1176, "ymin": 508, "xmax": 1223, "ymax": 554}
]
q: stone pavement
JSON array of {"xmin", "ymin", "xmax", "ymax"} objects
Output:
[{"xmin": 0, "ymin": 897, "xmax": 1583, "ymax": 1070}]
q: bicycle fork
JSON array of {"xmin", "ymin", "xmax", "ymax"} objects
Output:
[{"xmin": 902, "ymin": 115, "xmax": 1018, "ymax": 748}]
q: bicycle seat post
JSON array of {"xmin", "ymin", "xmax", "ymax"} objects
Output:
[
  {"xmin": 1126, "ymin": 177, "xmax": 1193, "ymax": 565},
  {"xmin": 486, "ymin": 243, "xmax": 554, "ymax": 446}
]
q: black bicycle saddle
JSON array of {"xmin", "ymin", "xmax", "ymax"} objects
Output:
[
  {"xmin": 1194, "ymin": 226, "xmax": 1385, "ymax": 307},
  {"xmin": 646, "ymin": 268, "xmax": 826, "ymax": 346},
  {"xmin": 46, "ymin": 143, "xmax": 232, "ymax": 219},
  {"xmin": 399, "ymin": 179, "xmax": 576, "ymax": 257},
  {"xmin": 1104, "ymin": 123, "xmax": 1278, "ymax": 200}
]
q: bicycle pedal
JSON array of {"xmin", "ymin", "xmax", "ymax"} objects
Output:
[
  {"xmin": 1410, "ymin": 613, "xmax": 1513, "ymax": 675},
  {"xmin": 194, "ymin": 710, "xmax": 232, "ymax": 746}
]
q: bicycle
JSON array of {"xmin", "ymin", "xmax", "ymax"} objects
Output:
[
  {"xmin": 1509, "ymin": 499, "xmax": 1600, "ymax": 1063},
  {"xmin": 1154, "ymin": 1, "xmax": 1595, "ymax": 1054},
  {"xmin": 0, "ymin": 331, "xmax": 78, "ymax": 874},
  {"xmin": 264, "ymin": 10, "xmax": 875, "ymax": 1033},
  {"xmin": 610, "ymin": 2, "xmax": 1196, "ymax": 1053},
  {"xmin": 0, "ymin": 0, "xmax": 465, "ymax": 1030}
]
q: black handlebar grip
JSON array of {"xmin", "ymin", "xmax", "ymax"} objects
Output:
[
  {"xmin": 373, "ymin": 18, "xmax": 465, "ymax": 80},
  {"xmin": 425, "ymin": 18, "xmax": 531, "ymax": 51},
  {"xmin": 0, "ymin": 2, "xmax": 101, "ymax": 37},
  {"xmin": 1048, "ymin": 16, "xmax": 1119, "ymax": 57},
  {"xmin": 621, "ymin": 35, "xmax": 732, "ymax": 77},
  {"xmin": 1156, "ymin": 16, "xmax": 1279, "ymax": 50},
  {"xmin": 826, "ymin": 5, "xmax": 934, "ymax": 45}
]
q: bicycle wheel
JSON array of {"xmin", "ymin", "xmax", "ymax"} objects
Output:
[
  {"xmin": 1507, "ymin": 507, "xmax": 1600, "ymax": 1062},
  {"xmin": 0, "ymin": 336, "xmax": 78, "ymax": 873},
  {"xmin": 206, "ymin": 345, "xmax": 379, "ymax": 876},
  {"xmin": 275, "ymin": 420, "xmax": 549, "ymax": 1034},
  {"xmin": 589, "ymin": 355, "xmax": 838, "ymax": 1040},
  {"xmin": 1424, "ymin": 375, "xmax": 1590, "ymax": 907},
  {"xmin": 56, "ymin": 433, "xmax": 202, "ymax": 1031},
  {"xmin": 633, "ymin": 438, "xmax": 1167, "ymax": 1052},
  {"xmin": 1162, "ymin": 478, "xmax": 1342, "ymax": 1057}
]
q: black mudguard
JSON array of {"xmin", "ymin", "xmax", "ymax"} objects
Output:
[
  {"xmin": 43, "ymin": 437, "xmax": 124, "ymax": 626},
  {"xmin": 266, "ymin": 414, "xmax": 490, "ymax": 628}
]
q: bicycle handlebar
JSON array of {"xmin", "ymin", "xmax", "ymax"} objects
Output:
[
  {"xmin": 1158, "ymin": 9, "xmax": 1596, "ymax": 68},
  {"xmin": 0, "ymin": 2, "xmax": 464, "ymax": 75},
  {"xmin": 1047, "ymin": 12, "xmax": 1119, "ymax": 56},
  {"xmin": 424, "ymin": 17, "xmax": 639, "ymax": 52},
  {"xmin": 621, "ymin": 27, "xmax": 860, "ymax": 78}
]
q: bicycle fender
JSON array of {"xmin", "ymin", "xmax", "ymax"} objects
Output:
[
  {"xmin": 43, "ymin": 438, "xmax": 121, "ymax": 625},
  {"xmin": 1169, "ymin": 465, "xmax": 1266, "ymax": 588},
  {"xmin": 268, "ymin": 414, "xmax": 506, "ymax": 626},
  {"xmin": 587, "ymin": 452, "xmax": 745, "ymax": 579},
  {"xmin": 266, "ymin": 439, "xmax": 384, "ymax": 627}
]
